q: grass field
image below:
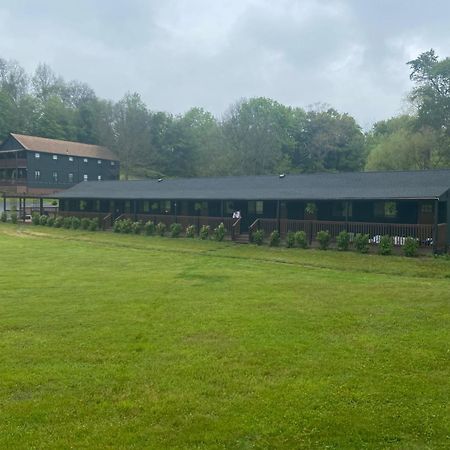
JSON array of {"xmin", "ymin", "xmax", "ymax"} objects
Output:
[{"xmin": 0, "ymin": 224, "xmax": 449, "ymax": 449}]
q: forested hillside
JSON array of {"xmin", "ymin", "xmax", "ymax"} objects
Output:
[{"xmin": 1, "ymin": 50, "xmax": 449, "ymax": 178}]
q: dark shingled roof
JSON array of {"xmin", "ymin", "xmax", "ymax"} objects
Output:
[{"xmin": 55, "ymin": 170, "xmax": 450, "ymax": 201}]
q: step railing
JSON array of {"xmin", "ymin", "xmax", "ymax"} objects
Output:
[{"xmin": 231, "ymin": 218, "xmax": 241, "ymax": 241}]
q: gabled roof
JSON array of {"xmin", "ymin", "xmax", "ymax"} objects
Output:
[
  {"xmin": 9, "ymin": 133, "xmax": 118, "ymax": 161},
  {"xmin": 55, "ymin": 169, "xmax": 450, "ymax": 201}
]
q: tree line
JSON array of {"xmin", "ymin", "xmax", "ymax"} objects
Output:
[{"xmin": 1, "ymin": 49, "xmax": 449, "ymax": 179}]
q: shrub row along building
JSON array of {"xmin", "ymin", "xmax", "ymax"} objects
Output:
[
  {"xmin": 0, "ymin": 133, "xmax": 120, "ymax": 195},
  {"xmin": 54, "ymin": 169, "xmax": 450, "ymax": 252}
]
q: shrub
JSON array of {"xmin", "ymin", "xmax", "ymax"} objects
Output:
[
  {"xmin": 54, "ymin": 216, "xmax": 64, "ymax": 228},
  {"xmin": 379, "ymin": 235, "xmax": 393, "ymax": 255},
  {"xmin": 1, "ymin": 211, "xmax": 7, "ymax": 222},
  {"xmin": 120, "ymin": 219, "xmax": 133, "ymax": 234},
  {"xmin": 252, "ymin": 229, "xmax": 264, "ymax": 245},
  {"xmin": 354, "ymin": 233, "xmax": 370, "ymax": 253},
  {"xmin": 10, "ymin": 212, "xmax": 18, "ymax": 224},
  {"xmin": 131, "ymin": 221, "xmax": 142, "ymax": 234},
  {"xmin": 63, "ymin": 217, "xmax": 72, "ymax": 229},
  {"xmin": 71, "ymin": 217, "xmax": 81, "ymax": 230},
  {"xmin": 199, "ymin": 225, "xmax": 210, "ymax": 240},
  {"xmin": 88, "ymin": 218, "xmax": 99, "ymax": 231},
  {"xmin": 213, "ymin": 222, "xmax": 226, "ymax": 241},
  {"xmin": 403, "ymin": 237, "xmax": 418, "ymax": 257},
  {"xmin": 336, "ymin": 230, "xmax": 350, "ymax": 251},
  {"xmin": 39, "ymin": 215, "xmax": 48, "ymax": 226},
  {"xmin": 316, "ymin": 230, "xmax": 331, "ymax": 250},
  {"xmin": 170, "ymin": 223, "xmax": 182, "ymax": 237},
  {"xmin": 156, "ymin": 222, "xmax": 166, "ymax": 236},
  {"xmin": 31, "ymin": 213, "xmax": 40, "ymax": 225},
  {"xmin": 286, "ymin": 231, "xmax": 295, "ymax": 248},
  {"xmin": 80, "ymin": 217, "xmax": 91, "ymax": 230},
  {"xmin": 294, "ymin": 230, "xmax": 308, "ymax": 249},
  {"xmin": 269, "ymin": 230, "xmax": 280, "ymax": 247},
  {"xmin": 144, "ymin": 220, "xmax": 155, "ymax": 236},
  {"xmin": 47, "ymin": 217, "xmax": 55, "ymax": 227},
  {"xmin": 113, "ymin": 219, "xmax": 122, "ymax": 233},
  {"xmin": 185, "ymin": 225, "xmax": 196, "ymax": 238}
]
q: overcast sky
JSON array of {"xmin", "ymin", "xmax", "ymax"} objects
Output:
[{"xmin": 1, "ymin": 0, "xmax": 449, "ymax": 128}]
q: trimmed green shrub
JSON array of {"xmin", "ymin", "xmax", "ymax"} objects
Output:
[
  {"xmin": 252, "ymin": 229, "xmax": 264, "ymax": 245},
  {"xmin": 144, "ymin": 220, "xmax": 155, "ymax": 236},
  {"xmin": 336, "ymin": 230, "xmax": 350, "ymax": 251},
  {"xmin": 156, "ymin": 222, "xmax": 166, "ymax": 236},
  {"xmin": 199, "ymin": 225, "xmax": 210, "ymax": 240},
  {"xmin": 71, "ymin": 217, "xmax": 81, "ymax": 229},
  {"xmin": 88, "ymin": 218, "xmax": 99, "ymax": 231},
  {"xmin": 113, "ymin": 219, "xmax": 121, "ymax": 233},
  {"xmin": 316, "ymin": 230, "xmax": 331, "ymax": 250},
  {"xmin": 286, "ymin": 231, "xmax": 295, "ymax": 248},
  {"xmin": 39, "ymin": 215, "xmax": 48, "ymax": 226},
  {"xmin": 185, "ymin": 225, "xmax": 196, "ymax": 238},
  {"xmin": 379, "ymin": 235, "xmax": 393, "ymax": 255},
  {"xmin": 80, "ymin": 218, "xmax": 91, "ymax": 230},
  {"xmin": 404, "ymin": 237, "xmax": 418, "ymax": 257},
  {"xmin": 170, "ymin": 223, "xmax": 182, "ymax": 237},
  {"xmin": 32, "ymin": 213, "xmax": 40, "ymax": 225},
  {"xmin": 10, "ymin": 212, "xmax": 18, "ymax": 224},
  {"xmin": 47, "ymin": 217, "xmax": 55, "ymax": 227},
  {"xmin": 354, "ymin": 233, "xmax": 370, "ymax": 253},
  {"xmin": 1, "ymin": 211, "xmax": 7, "ymax": 222},
  {"xmin": 269, "ymin": 230, "xmax": 280, "ymax": 247},
  {"xmin": 131, "ymin": 221, "xmax": 142, "ymax": 234},
  {"xmin": 54, "ymin": 216, "xmax": 64, "ymax": 228},
  {"xmin": 213, "ymin": 222, "xmax": 226, "ymax": 241},
  {"xmin": 63, "ymin": 217, "xmax": 72, "ymax": 229},
  {"xmin": 294, "ymin": 230, "xmax": 308, "ymax": 249}
]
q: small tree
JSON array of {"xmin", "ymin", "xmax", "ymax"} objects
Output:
[
  {"xmin": 354, "ymin": 233, "xmax": 370, "ymax": 253},
  {"xmin": 286, "ymin": 231, "xmax": 295, "ymax": 248},
  {"xmin": 10, "ymin": 212, "xmax": 18, "ymax": 224},
  {"xmin": 213, "ymin": 223, "xmax": 226, "ymax": 241},
  {"xmin": 170, "ymin": 223, "xmax": 182, "ymax": 237},
  {"xmin": 31, "ymin": 213, "xmax": 40, "ymax": 225},
  {"xmin": 1, "ymin": 211, "xmax": 7, "ymax": 222},
  {"xmin": 71, "ymin": 217, "xmax": 81, "ymax": 230},
  {"xmin": 156, "ymin": 222, "xmax": 166, "ymax": 236},
  {"xmin": 378, "ymin": 235, "xmax": 393, "ymax": 255},
  {"xmin": 403, "ymin": 237, "xmax": 418, "ymax": 257},
  {"xmin": 185, "ymin": 225, "xmax": 196, "ymax": 238},
  {"xmin": 88, "ymin": 218, "xmax": 99, "ymax": 231},
  {"xmin": 131, "ymin": 221, "xmax": 142, "ymax": 234},
  {"xmin": 39, "ymin": 215, "xmax": 48, "ymax": 226},
  {"xmin": 252, "ymin": 229, "xmax": 264, "ymax": 245},
  {"xmin": 199, "ymin": 225, "xmax": 210, "ymax": 240},
  {"xmin": 144, "ymin": 220, "xmax": 155, "ymax": 236}
]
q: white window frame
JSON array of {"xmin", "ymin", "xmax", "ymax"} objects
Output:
[{"xmin": 35, "ymin": 153, "xmax": 40, "ymax": 159}]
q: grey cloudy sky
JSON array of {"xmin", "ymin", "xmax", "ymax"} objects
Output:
[{"xmin": 1, "ymin": 0, "xmax": 449, "ymax": 127}]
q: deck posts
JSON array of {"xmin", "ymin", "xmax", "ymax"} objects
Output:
[
  {"xmin": 39, "ymin": 198, "xmax": 44, "ymax": 216},
  {"xmin": 432, "ymin": 198, "xmax": 439, "ymax": 253}
]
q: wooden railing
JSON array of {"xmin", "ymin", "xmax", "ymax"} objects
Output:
[
  {"xmin": 231, "ymin": 218, "xmax": 241, "ymax": 241},
  {"xmin": 437, "ymin": 223, "xmax": 447, "ymax": 251}
]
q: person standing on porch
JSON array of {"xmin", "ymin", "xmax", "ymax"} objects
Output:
[{"xmin": 232, "ymin": 210, "xmax": 241, "ymax": 220}]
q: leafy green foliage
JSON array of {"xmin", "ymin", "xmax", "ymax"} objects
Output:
[
  {"xmin": 336, "ymin": 230, "xmax": 350, "ymax": 251},
  {"xmin": 0, "ymin": 212, "xmax": 6, "ymax": 222},
  {"xmin": 294, "ymin": 230, "xmax": 308, "ymax": 249},
  {"xmin": 285, "ymin": 231, "xmax": 295, "ymax": 248},
  {"xmin": 88, "ymin": 218, "xmax": 99, "ymax": 232},
  {"xmin": 31, "ymin": 213, "xmax": 40, "ymax": 225},
  {"xmin": 404, "ymin": 237, "xmax": 419, "ymax": 257},
  {"xmin": 251, "ymin": 229, "xmax": 264, "ymax": 245},
  {"xmin": 39, "ymin": 215, "xmax": 48, "ymax": 226},
  {"xmin": 354, "ymin": 233, "xmax": 370, "ymax": 253},
  {"xmin": 213, "ymin": 223, "xmax": 226, "ymax": 241},
  {"xmin": 316, "ymin": 230, "xmax": 331, "ymax": 250},
  {"xmin": 46, "ymin": 217, "xmax": 55, "ymax": 227},
  {"xmin": 378, "ymin": 235, "xmax": 393, "ymax": 255},
  {"xmin": 269, "ymin": 230, "xmax": 280, "ymax": 247},
  {"xmin": 71, "ymin": 217, "xmax": 81, "ymax": 229},
  {"xmin": 10, "ymin": 212, "xmax": 17, "ymax": 224},
  {"xmin": 185, "ymin": 225, "xmax": 196, "ymax": 238},
  {"xmin": 144, "ymin": 220, "xmax": 155, "ymax": 236},
  {"xmin": 63, "ymin": 217, "xmax": 72, "ymax": 229},
  {"xmin": 54, "ymin": 216, "xmax": 63, "ymax": 228},
  {"xmin": 170, "ymin": 223, "xmax": 182, "ymax": 238},
  {"xmin": 131, "ymin": 221, "xmax": 142, "ymax": 235},
  {"xmin": 156, "ymin": 222, "xmax": 166, "ymax": 236},
  {"xmin": 199, "ymin": 225, "xmax": 210, "ymax": 240},
  {"xmin": 80, "ymin": 218, "xmax": 91, "ymax": 230}
]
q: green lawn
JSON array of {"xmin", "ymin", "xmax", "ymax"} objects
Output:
[{"xmin": 0, "ymin": 224, "xmax": 449, "ymax": 449}]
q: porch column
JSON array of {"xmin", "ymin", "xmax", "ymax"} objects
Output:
[
  {"xmin": 132, "ymin": 200, "xmax": 137, "ymax": 221},
  {"xmin": 432, "ymin": 198, "xmax": 439, "ymax": 253},
  {"xmin": 39, "ymin": 198, "xmax": 44, "ymax": 216},
  {"xmin": 23, "ymin": 197, "xmax": 26, "ymax": 222},
  {"xmin": 3, "ymin": 195, "xmax": 6, "ymax": 212}
]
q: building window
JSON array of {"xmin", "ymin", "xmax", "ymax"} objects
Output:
[
  {"xmin": 68, "ymin": 173, "xmax": 74, "ymax": 183},
  {"xmin": 69, "ymin": 156, "xmax": 74, "ymax": 162},
  {"xmin": 421, "ymin": 204, "xmax": 433, "ymax": 214},
  {"xmin": 97, "ymin": 160, "xmax": 102, "ymax": 165},
  {"xmin": 374, "ymin": 201, "xmax": 398, "ymax": 218},
  {"xmin": 111, "ymin": 161, "xmax": 115, "ymax": 166},
  {"xmin": 52, "ymin": 171, "xmax": 58, "ymax": 182},
  {"xmin": 80, "ymin": 200, "xmax": 87, "ymax": 211},
  {"xmin": 53, "ymin": 155, "xmax": 58, "ymax": 160},
  {"xmin": 34, "ymin": 170, "xmax": 40, "ymax": 181},
  {"xmin": 143, "ymin": 201, "xmax": 150, "ymax": 213},
  {"xmin": 97, "ymin": 175, "xmax": 102, "ymax": 181},
  {"xmin": 83, "ymin": 174, "xmax": 88, "ymax": 181},
  {"xmin": 35, "ymin": 153, "xmax": 40, "ymax": 159},
  {"xmin": 83, "ymin": 158, "xmax": 88, "ymax": 163}
]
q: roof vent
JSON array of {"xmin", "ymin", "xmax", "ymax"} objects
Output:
[{"xmin": 279, "ymin": 173, "xmax": 285, "ymax": 178}]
